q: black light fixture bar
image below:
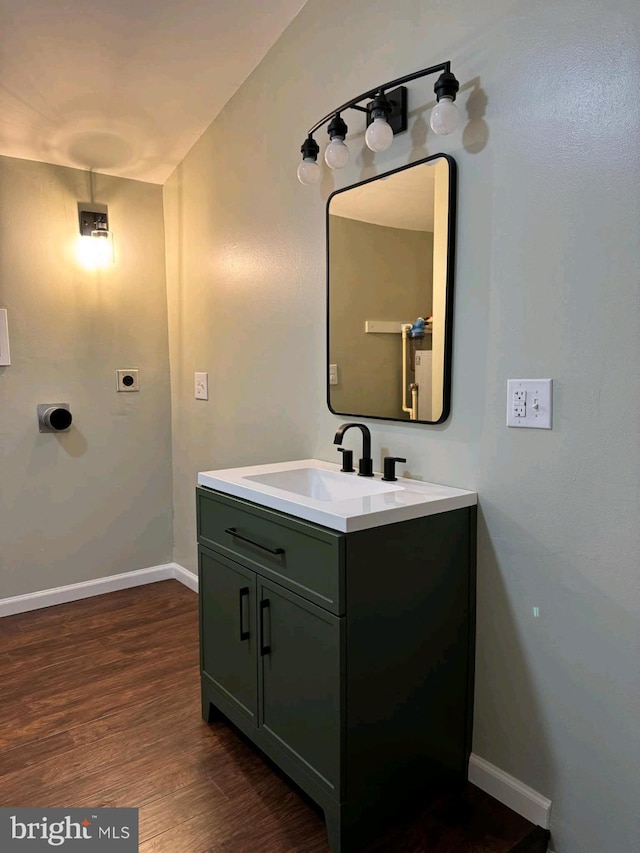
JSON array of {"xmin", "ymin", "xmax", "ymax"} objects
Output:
[
  {"xmin": 306, "ymin": 60, "xmax": 451, "ymax": 137},
  {"xmin": 297, "ymin": 60, "xmax": 460, "ymax": 184}
]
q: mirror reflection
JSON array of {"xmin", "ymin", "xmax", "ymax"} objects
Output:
[{"xmin": 327, "ymin": 154, "xmax": 456, "ymax": 424}]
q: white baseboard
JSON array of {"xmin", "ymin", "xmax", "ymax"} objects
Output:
[
  {"xmin": 0, "ymin": 562, "xmax": 198, "ymax": 618},
  {"xmin": 173, "ymin": 563, "xmax": 199, "ymax": 592},
  {"xmin": 469, "ymin": 753, "xmax": 552, "ymax": 830}
]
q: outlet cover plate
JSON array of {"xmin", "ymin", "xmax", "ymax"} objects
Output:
[
  {"xmin": 116, "ymin": 369, "xmax": 139, "ymax": 392},
  {"xmin": 507, "ymin": 379, "xmax": 552, "ymax": 429}
]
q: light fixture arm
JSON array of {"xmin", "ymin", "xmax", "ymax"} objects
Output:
[{"xmin": 306, "ymin": 60, "xmax": 452, "ymax": 137}]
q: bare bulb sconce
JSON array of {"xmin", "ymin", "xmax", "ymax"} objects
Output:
[
  {"xmin": 297, "ymin": 62, "xmax": 460, "ymax": 184},
  {"xmin": 77, "ymin": 203, "xmax": 114, "ymax": 268}
]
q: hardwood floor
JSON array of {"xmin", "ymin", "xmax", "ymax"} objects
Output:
[{"xmin": 0, "ymin": 581, "xmax": 548, "ymax": 852}]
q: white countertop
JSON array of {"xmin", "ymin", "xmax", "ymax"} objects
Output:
[{"xmin": 197, "ymin": 459, "xmax": 476, "ymax": 533}]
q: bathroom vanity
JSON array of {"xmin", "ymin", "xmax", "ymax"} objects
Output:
[{"xmin": 196, "ymin": 460, "xmax": 476, "ymax": 852}]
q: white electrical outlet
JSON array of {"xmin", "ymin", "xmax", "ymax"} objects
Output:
[
  {"xmin": 329, "ymin": 364, "xmax": 339, "ymax": 386},
  {"xmin": 195, "ymin": 372, "xmax": 208, "ymax": 400},
  {"xmin": 507, "ymin": 379, "xmax": 552, "ymax": 429},
  {"xmin": 116, "ymin": 369, "xmax": 139, "ymax": 392}
]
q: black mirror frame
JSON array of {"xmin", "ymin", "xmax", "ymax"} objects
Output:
[{"xmin": 326, "ymin": 153, "xmax": 457, "ymax": 425}]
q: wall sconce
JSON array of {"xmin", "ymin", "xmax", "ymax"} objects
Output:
[
  {"xmin": 297, "ymin": 61, "xmax": 460, "ymax": 185},
  {"xmin": 77, "ymin": 203, "xmax": 114, "ymax": 268}
]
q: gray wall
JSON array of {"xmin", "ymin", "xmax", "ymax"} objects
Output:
[
  {"xmin": 164, "ymin": 0, "xmax": 640, "ymax": 850},
  {"xmin": 329, "ymin": 216, "xmax": 432, "ymax": 419},
  {"xmin": 0, "ymin": 155, "xmax": 173, "ymax": 597}
]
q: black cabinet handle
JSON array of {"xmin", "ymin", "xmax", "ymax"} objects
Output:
[
  {"xmin": 239, "ymin": 587, "xmax": 250, "ymax": 642},
  {"xmin": 259, "ymin": 599, "xmax": 271, "ymax": 656},
  {"xmin": 225, "ymin": 527, "xmax": 285, "ymax": 556}
]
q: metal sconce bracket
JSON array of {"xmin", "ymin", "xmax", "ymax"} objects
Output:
[
  {"xmin": 78, "ymin": 203, "xmax": 109, "ymax": 236},
  {"xmin": 365, "ymin": 86, "xmax": 408, "ymax": 136}
]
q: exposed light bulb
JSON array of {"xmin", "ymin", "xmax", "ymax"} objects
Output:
[
  {"xmin": 365, "ymin": 117, "xmax": 394, "ymax": 152},
  {"xmin": 325, "ymin": 137, "xmax": 349, "ymax": 169},
  {"xmin": 430, "ymin": 96, "xmax": 460, "ymax": 135},
  {"xmin": 76, "ymin": 232, "xmax": 114, "ymax": 269},
  {"xmin": 297, "ymin": 157, "xmax": 321, "ymax": 185}
]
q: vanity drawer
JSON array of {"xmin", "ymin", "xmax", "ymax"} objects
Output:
[{"xmin": 197, "ymin": 488, "xmax": 344, "ymax": 614}]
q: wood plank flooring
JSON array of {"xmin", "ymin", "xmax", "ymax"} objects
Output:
[{"xmin": 0, "ymin": 581, "xmax": 548, "ymax": 852}]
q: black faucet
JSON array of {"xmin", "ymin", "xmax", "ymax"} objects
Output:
[{"xmin": 333, "ymin": 423, "xmax": 374, "ymax": 477}]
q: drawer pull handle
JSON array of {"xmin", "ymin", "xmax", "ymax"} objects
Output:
[
  {"xmin": 239, "ymin": 586, "xmax": 250, "ymax": 642},
  {"xmin": 225, "ymin": 527, "xmax": 285, "ymax": 556},
  {"xmin": 260, "ymin": 599, "xmax": 271, "ymax": 656}
]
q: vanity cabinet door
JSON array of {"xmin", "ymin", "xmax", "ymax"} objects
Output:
[
  {"xmin": 258, "ymin": 579, "xmax": 342, "ymax": 798},
  {"xmin": 199, "ymin": 548, "xmax": 258, "ymax": 724}
]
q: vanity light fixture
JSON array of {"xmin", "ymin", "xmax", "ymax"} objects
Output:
[
  {"xmin": 297, "ymin": 136, "xmax": 321, "ymax": 185},
  {"xmin": 364, "ymin": 91, "xmax": 395, "ymax": 152},
  {"xmin": 325, "ymin": 114, "xmax": 350, "ymax": 169},
  {"xmin": 430, "ymin": 70, "xmax": 460, "ymax": 135},
  {"xmin": 297, "ymin": 61, "xmax": 460, "ymax": 185},
  {"xmin": 77, "ymin": 203, "xmax": 114, "ymax": 268}
]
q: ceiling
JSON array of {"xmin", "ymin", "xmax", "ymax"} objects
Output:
[
  {"xmin": 0, "ymin": 0, "xmax": 307, "ymax": 184},
  {"xmin": 329, "ymin": 162, "xmax": 438, "ymax": 231}
]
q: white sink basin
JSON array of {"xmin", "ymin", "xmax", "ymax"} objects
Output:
[
  {"xmin": 244, "ymin": 467, "xmax": 402, "ymax": 502},
  {"xmin": 198, "ymin": 459, "xmax": 476, "ymax": 533}
]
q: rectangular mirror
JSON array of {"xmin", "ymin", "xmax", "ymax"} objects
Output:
[{"xmin": 327, "ymin": 154, "xmax": 456, "ymax": 424}]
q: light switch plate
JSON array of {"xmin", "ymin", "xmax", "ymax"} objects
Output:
[
  {"xmin": 195, "ymin": 372, "xmax": 208, "ymax": 400},
  {"xmin": 507, "ymin": 379, "xmax": 552, "ymax": 429},
  {"xmin": 329, "ymin": 364, "xmax": 339, "ymax": 386},
  {"xmin": 0, "ymin": 309, "xmax": 10, "ymax": 365}
]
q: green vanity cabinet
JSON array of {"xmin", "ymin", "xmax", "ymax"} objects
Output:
[{"xmin": 197, "ymin": 486, "xmax": 476, "ymax": 853}]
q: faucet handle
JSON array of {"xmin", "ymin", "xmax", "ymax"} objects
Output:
[
  {"xmin": 337, "ymin": 447, "xmax": 355, "ymax": 473},
  {"xmin": 381, "ymin": 456, "xmax": 406, "ymax": 482}
]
